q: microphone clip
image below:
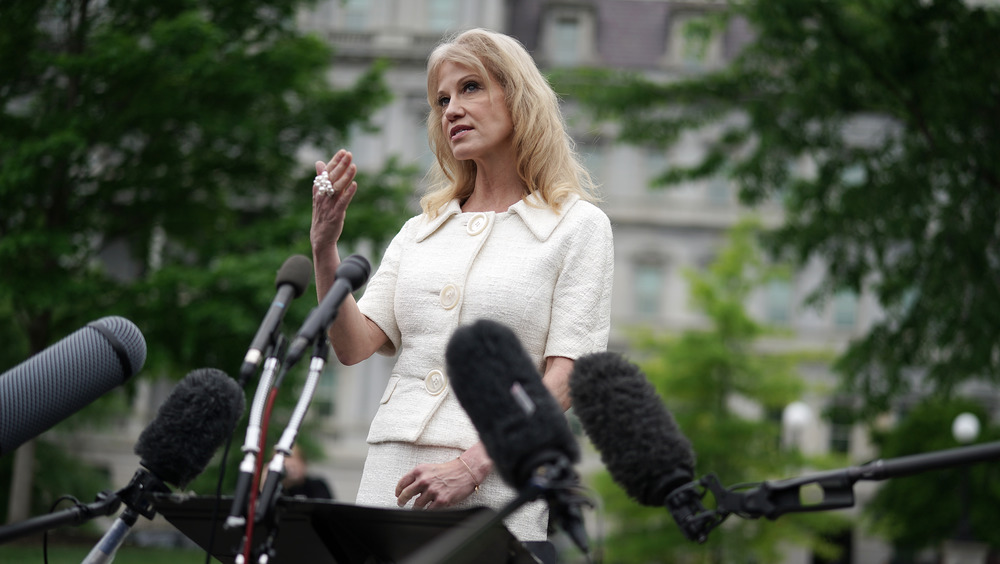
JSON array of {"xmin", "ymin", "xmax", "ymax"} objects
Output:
[
  {"xmin": 666, "ymin": 471, "xmax": 858, "ymax": 544},
  {"xmin": 665, "ymin": 475, "xmax": 731, "ymax": 543},
  {"xmin": 115, "ymin": 468, "xmax": 171, "ymax": 520},
  {"xmin": 527, "ymin": 455, "xmax": 592, "ymax": 555}
]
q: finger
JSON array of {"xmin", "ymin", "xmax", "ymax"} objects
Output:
[
  {"xmin": 397, "ymin": 485, "xmax": 419, "ymax": 507},
  {"xmin": 327, "ymin": 151, "xmax": 353, "ymax": 178},
  {"xmin": 324, "ymin": 164, "xmax": 356, "ymax": 197},
  {"xmin": 340, "ymin": 181, "xmax": 358, "ymax": 204},
  {"xmin": 315, "ymin": 160, "xmax": 326, "ymax": 175},
  {"xmin": 395, "ymin": 472, "xmax": 416, "ymax": 497},
  {"xmin": 413, "ymin": 491, "xmax": 434, "ymax": 510},
  {"xmin": 338, "ymin": 164, "xmax": 357, "ymax": 192},
  {"xmin": 325, "ymin": 149, "xmax": 346, "ymax": 171}
]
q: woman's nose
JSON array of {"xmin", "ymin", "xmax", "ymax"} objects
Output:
[{"xmin": 444, "ymin": 100, "xmax": 464, "ymax": 119}]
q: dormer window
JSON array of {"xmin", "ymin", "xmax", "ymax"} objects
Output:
[{"xmin": 541, "ymin": 2, "xmax": 597, "ymax": 67}]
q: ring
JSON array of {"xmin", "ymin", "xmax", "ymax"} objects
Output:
[{"xmin": 313, "ymin": 172, "xmax": 334, "ymax": 195}]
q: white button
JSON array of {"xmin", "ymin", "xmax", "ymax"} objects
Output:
[
  {"xmin": 425, "ymin": 369, "xmax": 447, "ymax": 395},
  {"xmin": 440, "ymin": 283, "xmax": 460, "ymax": 309},
  {"xmin": 466, "ymin": 213, "xmax": 488, "ymax": 236}
]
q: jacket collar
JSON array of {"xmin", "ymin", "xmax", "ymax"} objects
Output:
[{"xmin": 415, "ymin": 193, "xmax": 579, "ymax": 243}]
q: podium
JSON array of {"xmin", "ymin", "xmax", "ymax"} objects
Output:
[{"xmin": 152, "ymin": 494, "xmax": 538, "ymax": 564}]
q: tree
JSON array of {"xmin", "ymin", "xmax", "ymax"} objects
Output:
[
  {"xmin": 863, "ymin": 398, "xmax": 1000, "ymax": 559},
  {"xmin": 588, "ymin": 222, "xmax": 848, "ymax": 563},
  {"xmin": 557, "ymin": 0, "xmax": 1000, "ymax": 417},
  {"xmin": 0, "ymin": 0, "xmax": 415, "ymax": 522}
]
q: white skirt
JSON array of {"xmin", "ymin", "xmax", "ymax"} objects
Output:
[{"xmin": 355, "ymin": 441, "xmax": 549, "ymax": 542}]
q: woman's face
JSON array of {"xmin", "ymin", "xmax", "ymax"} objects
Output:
[{"xmin": 434, "ymin": 61, "xmax": 514, "ymax": 166}]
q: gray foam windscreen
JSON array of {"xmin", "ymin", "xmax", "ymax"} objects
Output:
[{"xmin": 0, "ymin": 316, "xmax": 146, "ymax": 455}]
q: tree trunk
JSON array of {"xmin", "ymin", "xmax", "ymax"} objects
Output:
[{"xmin": 5, "ymin": 439, "xmax": 35, "ymax": 523}]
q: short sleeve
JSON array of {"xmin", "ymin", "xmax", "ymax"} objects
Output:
[
  {"xmin": 356, "ymin": 222, "xmax": 410, "ymax": 356},
  {"xmin": 544, "ymin": 204, "xmax": 614, "ymax": 360}
]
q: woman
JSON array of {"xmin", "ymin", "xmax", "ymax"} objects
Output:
[{"xmin": 309, "ymin": 28, "xmax": 614, "ymax": 554}]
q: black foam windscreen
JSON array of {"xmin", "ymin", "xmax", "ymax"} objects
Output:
[
  {"xmin": 0, "ymin": 316, "xmax": 146, "ymax": 455},
  {"xmin": 445, "ymin": 319, "xmax": 579, "ymax": 490},
  {"xmin": 134, "ymin": 368, "xmax": 245, "ymax": 487},
  {"xmin": 570, "ymin": 351, "xmax": 696, "ymax": 506},
  {"xmin": 276, "ymin": 254, "xmax": 312, "ymax": 299}
]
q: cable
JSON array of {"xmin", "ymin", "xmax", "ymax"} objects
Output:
[
  {"xmin": 43, "ymin": 495, "xmax": 82, "ymax": 564},
  {"xmin": 203, "ymin": 432, "xmax": 236, "ymax": 564}
]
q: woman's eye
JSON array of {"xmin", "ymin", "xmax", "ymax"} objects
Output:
[
  {"xmin": 437, "ymin": 96, "xmax": 450, "ymax": 107},
  {"xmin": 463, "ymin": 82, "xmax": 480, "ymax": 93}
]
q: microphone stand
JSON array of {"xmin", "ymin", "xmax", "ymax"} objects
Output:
[
  {"xmin": 0, "ymin": 492, "xmax": 121, "ymax": 543},
  {"xmin": 81, "ymin": 468, "xmax": 171, "ymax": 564},
  {"xmin": 667, "ymin": 440, "xmax": 1000, "ymax": 544},
  {"xmin": 0, "ymin": 467, "xmax": 169, "ymax": 560},
  {"xmin": 401, "ymin": 455, "xmax": 591, "ymax": 564},
  {"xmin": 239, "ymin": 337, "xmax": 330, "ymax": 564},
  {"xmin": 226, "ymin": 336, "xmax": 287, "ymax": 531}
]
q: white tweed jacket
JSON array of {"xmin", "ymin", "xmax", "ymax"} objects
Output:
[{"xmin": 357, "ymin": 193, "xmax": 614, "ymax": 449}]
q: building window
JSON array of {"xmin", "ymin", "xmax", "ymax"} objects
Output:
[
  {"xmin": 646, "ymin": 146, "xmax": 668, "ymax": 186},
  {"xmin": 707, "ymin": 175, "xmax": 730, "ymax": 204},
  {"xmin": 427, "ymin": 0, "xmax": 458, "ymax": 32},
  {"xmin": 552, "ymin": 16, "xmax": 582, "ymax": 66},
  {"xmin": 833, "ymin": 289, "xmax": 857, "ymax": 329},
  {"xmin": 765, "ymin": 279, "xmax": 791, "ymax": 324},
  {"xmin": 826, "ymin": 400, "xmax": 854, "ymax": 455},
  {"xmin": 666, "ymin": 11, "xmax": 723, "ymax": 69},
  {"xmin": 343, "ymin": 0, "xmax": 368, "ymax": 29},
  {"xmin": 634, "ymin": 262, "xmax": 664, "ymax": 318},
  {"xmin": 542, "ymin": 4, "xmax": 596, "ymax": 67}
]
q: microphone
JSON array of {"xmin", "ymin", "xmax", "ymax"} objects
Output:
[
  {"xmin": 285, "ymin": 254, "xmax": 371, "ymax": 368},
  {"xmin": 134, "ymin": 368, "xmax": 247, "ymax": 487},
  {"xmin": 569, "ymin": 351, "xmax": 696, "ymax": 508},
  {"xmin": 83, "ymin": 368, "xmax": 246, "ymax": 564},
  {"xmin": 239, "ymin": 255, "xmax": 313, "ymax": 385},
  {"xmin": 571, "ymin": 354, "xmax": 1000, "ymax": 544},
  {"xmin": 0, "ymin": 316, "xmax": 147, "ymax": 456},
  {"xmin": 445, "ymin": 319, "xmax": 588, "ymax": 553}
]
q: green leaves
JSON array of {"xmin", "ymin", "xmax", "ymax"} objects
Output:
[
  {"xmin": 592, "ymin": 223, "xmax": 846, "ymax": 563},
  {"xmin": 864, "ymin": 398, "xmax": 1000, "ymax": 550},
  {"xmin": 558, "ymin": 0, "xmax": 1000, "ymax": 414},
  {"xmin": 0, "ymin": 0, "xmax": 416, "ymax": 519}
]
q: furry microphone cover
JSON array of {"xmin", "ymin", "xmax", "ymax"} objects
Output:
[
  {"xmin": 446, "ymin": 319, "xmax": 580, "ymax": 489},
  {"xmin": 134, "ymin": 368, "xmax": 246, "ymax": 487},
  {"xmin": 571, "ymin": 351, "xmax": 695, "ymax": 506}
]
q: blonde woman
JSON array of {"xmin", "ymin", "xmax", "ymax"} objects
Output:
[{"xmin": 309, "ymin": 28, "xmax": 613, "ymax": 560}]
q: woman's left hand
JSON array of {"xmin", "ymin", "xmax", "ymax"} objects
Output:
[{"xmin": 395, "ymin": 459, "xmax": 478, "ymax": 510}]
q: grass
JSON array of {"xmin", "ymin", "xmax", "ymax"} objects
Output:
[{"xmin": 0, "ymin": 541, "xmax": 212, "ymax": 564}]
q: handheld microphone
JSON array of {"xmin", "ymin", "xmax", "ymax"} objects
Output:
[
  {"xmin": 445, "ymin": 319, "xmax": 588, "ymax": 553},
  {"xmin": 239, "ymin": 255, "xmax": 312, "ymax": 386},
  {"xmin": 0, "ymin": 316, "xmax": 147, "ymax": 456},
  {"xmin": 285, "ymin": 254, "xmax": 370, "ymax": 368},
  {"xmin": 83, "ymin": 368, "xmax": 246, "ymax": 564},
  {"xmin": 569, "ymin": 351, "xmax": 696, "ymax": 508}
]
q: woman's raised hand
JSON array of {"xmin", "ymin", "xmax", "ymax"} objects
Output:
[{"xmin": 310, "ymin": 149, "xmax": 358, "ymax": 250}]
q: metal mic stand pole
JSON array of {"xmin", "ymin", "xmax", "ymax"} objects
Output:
[
  {"xmin": 249, "ymin": 337, "xmax": 330, "ymax": 564},
  {"xmin": 226, "ymin": 336, "xmax": 287, "ymax": 531}
]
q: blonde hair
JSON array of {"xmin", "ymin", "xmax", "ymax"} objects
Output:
[{"xmin": 420, "ymin": 28, "xmax": 599, "ymax": 216}]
